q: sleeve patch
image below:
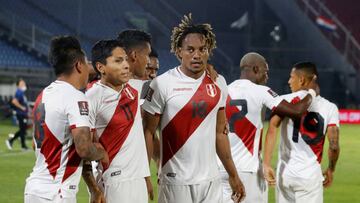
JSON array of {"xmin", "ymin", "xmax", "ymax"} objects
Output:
[
  {"xmin": 78, "ymin": 101, "xmax": 89, "ymax": 115},
  {"xmin": 146, "ymin": 87, "xmax": 154, "ymax": 102},
  {"xmin": 267, "ymin": 89, "xmax": 279, "ymax": 97}
]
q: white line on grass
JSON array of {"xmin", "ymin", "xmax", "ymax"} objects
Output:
[{"xmin": 0, "ymin": 150, "xmax": 32, "ymax": 157}]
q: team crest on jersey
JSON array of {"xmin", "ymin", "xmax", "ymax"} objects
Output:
[
  {"xmin": 124, "ymin": 87, "xmax": 135, "ymax": 100},
  {"xmin": 206, "ymin": 84, "xmax": 217, "ymax": 97},
  {"xmin": 78, "ymin": 101, "xmax": 89, "ymax": 115}
]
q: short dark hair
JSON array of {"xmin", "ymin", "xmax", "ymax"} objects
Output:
[
  {"xmin": 91, "ymin": 39, "xmax": 124, "ymax": 75},
  {"xmin": 48, "ymin": 36, "xmax": 85, "ymax": 76},
  {"xmin": 117, "ymin": 29, "xmax": 152, "ymax": 53},
  {"xmin": 149, "ymin": 48, "xmax": 158, "ymax": 58},
  {"xmin": 293, "ymin": 62, "xmax": 319, "ymax": 79}
]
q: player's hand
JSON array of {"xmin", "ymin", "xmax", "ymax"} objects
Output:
[
  {"xmin": 323, "ymin": 168, "xmax": 334, "ymax": 188},
  {"xmin": 145, "ymin": 176, "xmax": 154, "ymax": 200},
  {"xmin": 263, "ymin": 164, "xmax": 276, "ymax": 186},
  {"xmin": 90, "ymin": 188, "xmax": 106, "ymax": 203},
  {"xmin": 229, "ymin": 175, "xmax": 246, "ymax": 202},
  {"xmin": 95, "ymin": 143, "xmax": 109, "ymax": 167},
  {"xmin": 206, "ymin": 64, "xmax": 218, "ymax": 81}
]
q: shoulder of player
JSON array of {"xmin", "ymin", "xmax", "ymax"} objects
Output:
[
  {"xmin": 215, "ymin": 74, "xmax": 227, "ymax": 88},
  {"xmin": 317, "ymin": 96, "xmax": 338, "ymax": 110},
  {"xmin": 128, "ymin": 79, "xmax": 145, "ymax": 91},
  {"xmin": 149, "ymin": 70, "xmax": 173, "ymax": 89}
]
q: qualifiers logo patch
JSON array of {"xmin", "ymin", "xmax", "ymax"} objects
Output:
[
  {"xmin": 146, "ymin": 87, "xmax": 154, "ymax": 102},
  {"xmin": 206, "ymin": 84, "xmax": 217, "ymax": 97},
  {"xmin": 267, "ymin": 89, "xmax": 279, "ymax": 98},
  {"xmin": 78, "ymin": 101, "xmax": 89, "ymax": 115}
]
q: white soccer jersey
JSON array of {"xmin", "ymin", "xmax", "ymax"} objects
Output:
[
  {"xmin": 25, "ymin": 80, "xmax": 91, "ymax": 200},
  {"xmin": 219, "ymin": 79, "xmax": 282, "ymax": 174},
  {"xmin": 142, "ymin": 67, "xmax": 228, "ymax": 185},
  {"xmin": 86, "ymin": 79, "xmax": 150, "ymax": 184},
  {"xmin": 278, "ymin": 91, "xmax": 340, "ymax": 181}
]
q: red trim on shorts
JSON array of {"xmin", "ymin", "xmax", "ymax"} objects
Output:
[
  {"xmin": 327, "ymin": 123, "xmax": 337, "ymax": 127},
  {"xmin": 69, "ymin": 125, "xmax": 76, "ymax": 129}
]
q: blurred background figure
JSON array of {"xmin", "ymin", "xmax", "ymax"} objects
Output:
[
  {"xmin": 6, "ymin": 78, "xmax": 29, "ymax": 150},
  {"xmin": 143, "ymin": 48, "xmax": 160, "ymax": 80}
]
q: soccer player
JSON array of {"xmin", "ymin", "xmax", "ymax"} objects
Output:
[
  {"xmin": 144, "ymin": 48, "xmax": 160, "ymax": 80},
  {"xmin": 142, "ymin": 14, "xmax": 245, "ymax": 203},
  {"xmin": 263, "ymin": 62, "xmax": 340, "ymax": 203},
  {"xmin": 83, "ymin": 39, "xmax": 151, "ymax": 203},
  {"xmin": 24, "ymin": 36, "xmax": 108, "ymax": 203},
  {"xmin": 117, "ymin": 29, "xmax": 152, "ymax": 79},
  {"xmin": 219, "ymin": 53, "xmax": 317, "ymax": 203}
]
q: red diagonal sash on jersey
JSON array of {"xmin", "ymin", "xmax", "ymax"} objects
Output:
[
  {"xmin": 161, "ymin": 76, "xmax": 221, "ymax": 167},
  {"xmin": 225, "ymin": 95, "xmax": 257, "ymax": 155},
  {"xmin": 41, "ymin": 124, "xmax": 63, "ymax": 179},
  {"xmin": 62, "ymin": 144, "xmax": 82, "ymax": 182},
  {"xmin": 99, "ymin": 84, "xmax": 138, "ymax": 171},
  {"xmin": 33, "ymin": 91, "xmax": 63, "ymax": 179}
]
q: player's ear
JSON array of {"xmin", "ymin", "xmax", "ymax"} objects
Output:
[
  {"xmin": 95, "ymin": 61, "xmax": 105, "ymax": 75},
  {"xmin": 299, "ymin": 75, "xmax": 306, "ymax": 86},
  {"xmin": 128, "ymin": 50, "xmax": 136, "ymax": 62},
  {"xmin": 253, "ymin": 65, "xmax": 259, "ymax": 74},
  {"xmin": 176, "ymin": 48, "xmax": 182, "ymax": 60},
  {"xmin": 74, "ymin": 60, "xmax": 83, "ymax": 74}
]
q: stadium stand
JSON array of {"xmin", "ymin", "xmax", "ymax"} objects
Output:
[
  {"xmin": 0, "ymin": 39, "xmax": 48, "ymax": 68},
  {"xmin": 0, "ymin": 0, "xmax": 358, "ymax": 107}
]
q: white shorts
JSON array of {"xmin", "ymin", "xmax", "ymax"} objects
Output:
[
  {"xmin": 104, "ymin": 177, "xmax": 148, "ymax": 203},
  {"xmin": 220, "ymin": 169, "xmax": 267, "ymax": 203},
  {"xmin": 158, "ymin": 179, "xmax": 223, "ymax": 203},
  {"xmin": 24, "ymin": 193, "xmax": 76, "ymax": 203},
  {"xmin": 276, "ymin": 174, "xmax": 323, "ymax": 203}
]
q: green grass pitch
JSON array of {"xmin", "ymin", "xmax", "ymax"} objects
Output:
[{"xmin": 0, "ymin": 119, "xmax": 359, "ymax": 202}]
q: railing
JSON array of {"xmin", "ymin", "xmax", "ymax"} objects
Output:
[
  {"xmin": 296, "ymin": 0, "xmax": 360, "ymax": 71},
  {"xmin": 0, "ymin": 8, "xmax": 52, "ymax": 56}
]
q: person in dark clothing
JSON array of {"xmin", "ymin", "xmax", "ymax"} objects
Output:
[{"xmin": 6, "ymin": 78, "xmax": 29, "ymax": 150}]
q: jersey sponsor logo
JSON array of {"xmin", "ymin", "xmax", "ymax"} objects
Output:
[
  {"xmin": 173, "ymin": 87, "xmax": 193, "ymax": 91},
  {"xmin": 146, "ymin": 87, "xmax": 154, "ymax": 102},
  {"xmin": 206, "ymin": 84, "xmax": 217, "ymax": 97},
  {"xmin": 69, "ymin": 185, "xmax": 76, "ymax": 190},
  {"xmin": 267, "ymin": 89, "xmax": 279, "ymax": 97},
  {"xmin": 110, "ymin": 170, "xmax": 122, "ymax": 177},
  {"xmin": 78, "ymin": 101, "xmax": 89, "ymax": 115},
  {"xmin": 124, "ymin": 87, "xmax": 135, "ymax": 100},
  {"xmin": 166, "ymin": 172, "xmax": 176, "ymax": 177}
]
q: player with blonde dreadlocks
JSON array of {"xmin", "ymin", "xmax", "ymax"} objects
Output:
[{"xmin": 142, "ymin": 14, "xmax": 246, "ymax": 203}]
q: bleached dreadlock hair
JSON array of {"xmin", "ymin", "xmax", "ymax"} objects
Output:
[{"xmin": 171, "ymin": 13, "xmax": 216, "ymax": 59}]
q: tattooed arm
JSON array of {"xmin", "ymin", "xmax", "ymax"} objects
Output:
[
  {"xmin": 323, "ymin": 125, "xmax": 340, "ymax": 188},
  {"xmin": 72, "ymin": 127, "xmax": 108, "ymax": 163}
]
